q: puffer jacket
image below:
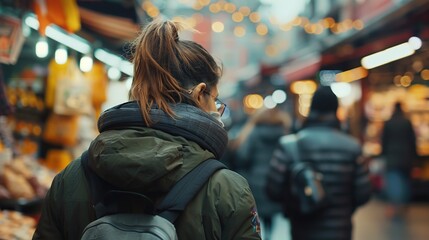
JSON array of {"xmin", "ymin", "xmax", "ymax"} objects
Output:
[
  {"xmin": 266, "ymin": 125, "xmax": 372, "ymax": 240},
  {"xmin": 33, "ymin": 102, "xmax": 262, "ymax": 240}
]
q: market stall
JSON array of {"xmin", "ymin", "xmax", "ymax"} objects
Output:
[{"xmin": 0, "ymin": 1, "xmax": 130, "ymax": 231}]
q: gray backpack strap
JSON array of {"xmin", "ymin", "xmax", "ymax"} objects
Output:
[
  {"xmin": 82, "ymin": 151, "xmax": 226, "ymax": 221},
  {"xmin": 158, "ymin": 159, "xmax": 226, "ymax": 223},
  {"xmin": 287, "ymin": 134, "xmax": 300, "ymax": 163}
]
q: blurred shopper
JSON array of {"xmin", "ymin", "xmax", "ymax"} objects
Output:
[
  {"xmin": 266, "ymin": 86, "xmax": 372, "ymax": 240},
  {"xmin": 33, "ymin": 20, "xmax": 262, "ymax": 240},
  {"xmin": 381, "ymin": 102, "xmax": 417, "ymax": 219},
  {"xmin": 235, "ymin": 107, "xmax": 291, "ymax": 240}
]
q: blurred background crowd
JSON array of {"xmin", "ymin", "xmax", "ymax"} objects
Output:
[{"xmin": 0, "ymin": 0, "xmax": 429, "ymax": 239}]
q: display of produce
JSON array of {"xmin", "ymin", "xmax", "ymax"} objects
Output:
[
  {"xmin": 0, "ymin": 156, "xmax": 55, "ymax": 212},
  {"xmin": 0, "ymin": 210, "xmax": 36, "ymax": 240}
]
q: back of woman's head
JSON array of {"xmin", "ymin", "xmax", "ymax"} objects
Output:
[{"xmin": 130, "ymin": 19, "xmax": 222, "ymax": 125}]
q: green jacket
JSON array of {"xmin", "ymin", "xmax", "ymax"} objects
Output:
[{"xmin": 33, "ymin": 128, "xmax": 262, "ymax": 240}]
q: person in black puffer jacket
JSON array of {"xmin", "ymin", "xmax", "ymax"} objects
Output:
[{"xmin": 266, "ymin": 86, "xmax": 372, "ymax": 240}]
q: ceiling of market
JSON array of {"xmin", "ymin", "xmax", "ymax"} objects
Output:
[
  {"xmin": 1, "ymin": 0, "xmax": 309, "ymax": 57},
  {"xmin": 2, "ymin": 0, "xmax": 428, "ymax": 88}
]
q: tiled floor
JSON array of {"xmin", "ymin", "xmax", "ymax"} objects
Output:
[{"xmin": 264, "ymin": 199, "xmax": 429, "ymax": 240}]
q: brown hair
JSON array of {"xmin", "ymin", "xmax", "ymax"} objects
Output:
[{"xmin": 129, "ymin": 19, "xmax": 222, "ymax": 125}]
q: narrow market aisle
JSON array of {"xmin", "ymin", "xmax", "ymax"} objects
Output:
[
  {"xmin": 266, "ymin": 198, "xmax": 429, "ymax": 240},
  {"xmin": 262, "ymin": 213, "xmax": 291, "ymax": 240},
  {"xmin": 353, "ymin": 198, "xmax": 429, "ymax": 240}
]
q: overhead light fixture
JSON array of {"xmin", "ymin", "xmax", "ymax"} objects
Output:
[
  {"xmin": 125, "ymin": 77, "xmax": 133, "ymax": 91},
  {"xmin": 107, "ymin": 67, "xmax": 121, "ymax": 81},
  {"xmin": 80, "ymin": 55, "xmax": 93, "ymax": 72},
  {"xmin": 25, "ymin": 13, "xmax": 135, "ymax": 76},
  {"xmin": 95, "ymin": 48, "xmax": 134, "ymax": 76},
  {"xmin": 45, "ymin": 26, "xmax": 91, "ymax": 54},
  {"xmin": 408, "ymin": 36, "xmax": 422, "ymax": 50},
  {"xmin": 335, "ymin": 66, "xmax": 368, "ymax": 82},
  {"xmin": 55, "ymin": 45, "xmax": 68, "ymax": 64},
  {"xmin": 120, "ymin": 60, "xmax": 134, "ymax": 76},
  {"xmin": 25, "ymin": 14, "xmax": 91, "ymax": 54},
  {"xmin": 24, "ymin": 14, "xmax": 40, "ymax": 30},
  {"xmin": 94, "ymin": 49, "xmax": 122, "ymax": 67},
  {"xmin": 264, "ymin": 95, "xmax": 277, "ymax": 109},
  {"xmin": 361, "ymin": 36, "xmax": 422, "ymax": 69},
  {"xmin": 331, "ymin": 82, "xmax": 352, "ymax": 98},
  {"xmin": 272, "ymin": 89, "xmax": 287, "ymax": 104},
  {"xmin": 290, "ymin": 80, "xmax": 317, "ymax": 95},
  {"xmin": 35, "ymin": 37, "xmax": 49, "ymax": 58},
  {"xmin": 319, "ymin": 70, "xmax": 341, "ymax": 86}
]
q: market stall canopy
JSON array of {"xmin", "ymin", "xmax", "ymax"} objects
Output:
[
  {"xmin": 76, "ymin": 0, "xmax": 141, "ymax": 53},
  {"xmin": 279, "ymin": 52, "xmax": 321, "ymax": 83}
]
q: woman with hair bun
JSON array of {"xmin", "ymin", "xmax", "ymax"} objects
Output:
[{"xmin": 33, "ymin": 20, "xmax": 262, "ymax": 240}]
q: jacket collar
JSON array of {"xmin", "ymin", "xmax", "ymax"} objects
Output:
[
  {"xmin": 301, "ymin": 112, "xmax": 341, "ymax": 130},
  {"xmin": 97, "ymin": 101, "xmax": 228, "ymax": 159}
]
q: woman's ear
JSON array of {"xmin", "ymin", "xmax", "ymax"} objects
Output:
[{"xmin": 191, "ymin": 82, "xmax": 207, "ymax": 103}]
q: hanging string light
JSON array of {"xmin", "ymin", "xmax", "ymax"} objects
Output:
[{"xmin": 140, "ymin": 0, "xmax": 365, "ymax": 37}]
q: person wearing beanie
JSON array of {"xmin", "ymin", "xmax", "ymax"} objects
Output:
[
  {"xmin": 266, "ymin": 86, "xmax": 372, "ymax": 240},
  {"xmin": 310, "ymin": 86, "xmax": 339, "ymax": 113},
  {"xmin": 303, "ymin": 86, "xmax": 340, "ymax": 129}
]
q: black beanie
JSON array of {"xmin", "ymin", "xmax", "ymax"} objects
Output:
[{"xmin": 310, "ymin": 86, "xmax": 338, "ymax": 114}]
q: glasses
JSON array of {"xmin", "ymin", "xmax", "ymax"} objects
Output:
[{"xmin": 203, "ymin": 91, "xmax": 227, "ymax": 117}]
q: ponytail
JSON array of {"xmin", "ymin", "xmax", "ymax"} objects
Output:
[{"xmin": 130, "ymin": 19, "xmax": 221, "ymax": 126}]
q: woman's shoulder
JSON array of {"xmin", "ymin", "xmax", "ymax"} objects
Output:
[
  {"xmin": 207, "ymin": 168, "xmax": 256, "ymax": 208},
  {"xmin": 50, "ymin": 158, "xmax": 88, "ymax": 196},
  {"xmin": 208, "ymin": 168, "xmax": 251, "ymax": 194},
  {"xmin": 59, "ymin": 157, "xmax": 85, "ymax": 179}
]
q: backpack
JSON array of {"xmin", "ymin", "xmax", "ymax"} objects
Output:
[
  {"xmin": 80, "ymin": 151, "xmax": 226, "ymax": 240},
  {"xmin": 281, "ymin": 135, "xmax": 328, "ymax": 216}
]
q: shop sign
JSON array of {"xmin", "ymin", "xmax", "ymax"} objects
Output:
[{"xmin": 0, "ymin": 15, "xmax": 24, "ymax": 65}]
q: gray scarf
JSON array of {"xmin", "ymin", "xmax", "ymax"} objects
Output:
[{"xmin": 98, "ymin": 101, "xmax": 228, "ymax": 159}]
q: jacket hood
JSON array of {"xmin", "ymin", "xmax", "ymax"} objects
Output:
[
  {"xmin": 86, "ymin": 101, "xmax": 228, "ymax": 193},
  {"xmin": 88, "ymin": 128, "xmax": 214, "ymax": 193}
]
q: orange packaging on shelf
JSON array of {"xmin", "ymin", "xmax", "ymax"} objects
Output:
[
  {"xmin": 45, "ymin": 58, "xmax": 69, "ymax": 109},
  {"xmin": 43, "ymin": 113, "xmax": 79, "ymax": 147},
  {"xmin": 54, "ymin": 58, "xmax": 92, "ymax": 115},
  {"xmin": 61, "ymin": 0, "xmax": 81, "ymax": 33},
  {"xmin": 84, "ymin": 62, "xmax": 108, "ymax": 118},
  {"xmin": 33, "ymin": 0, "xmax": 81, "ymax": 35},
  {"xmin": 45, "ymin": 149, "xmax": 72, "ymax": 172}
]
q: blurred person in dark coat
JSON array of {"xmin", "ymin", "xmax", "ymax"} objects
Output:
[
  {"xmin": 266, "ymin": 86, "xmax": 372, "ymax": 240},
  {"xmin": 235, "ymin": 107, "xmax": 291, "ymax": 240},
  {"xmin": 381, "ymin": 102, "xmax": 417, "ymax": 218}
]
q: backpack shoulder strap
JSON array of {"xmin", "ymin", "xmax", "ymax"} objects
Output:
[
  {"xmin": 82, "ymin": 151, "xmax": 226, "ymax": 222},
  {"xmin": 280, "ymin": 134, "xmax": 301, "ymax": 163},
  {"xmin": 157, "ymin": 159, "xmax": 227, "ymax": 223},
  {"xmin": 281, "ymin": 134, "xmax": 312, "ymax": 180}
]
